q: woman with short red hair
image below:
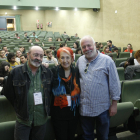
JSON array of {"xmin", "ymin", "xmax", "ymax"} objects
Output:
[{"xmin": 51, "ymin": 47, "xmax": 80, "ymax": 140}]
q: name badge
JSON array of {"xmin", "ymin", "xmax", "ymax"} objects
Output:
[
  {"xmin": 67, "ymin": 95, "xmax": 71, "ymax": 107},
  {"xmin": 33, "ymin": 92, "xmax": 43, "ymax": 105}
]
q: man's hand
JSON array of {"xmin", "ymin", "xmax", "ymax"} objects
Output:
[
  {"xmin": 109, "ymin": 100, "xmax": 117, "ymax": 116},
  {"xmin": 42, "ymin": 62, "xmax": 49, "ymax": 68}
]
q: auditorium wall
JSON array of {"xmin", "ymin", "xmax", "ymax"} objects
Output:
[{"xmin": 0, "ymin": 0, "xmax": 140, "ymax": 50}]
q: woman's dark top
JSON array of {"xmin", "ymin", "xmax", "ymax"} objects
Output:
[{"xmin": 50, "ymin": 65, "xmax": 80, "ymax": 120}]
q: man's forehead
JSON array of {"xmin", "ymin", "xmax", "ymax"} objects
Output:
[{"xmin": 81, "ymin": 38, "xmax": 93, "ymax": 45}]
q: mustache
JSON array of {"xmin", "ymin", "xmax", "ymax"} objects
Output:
[{"xmin": 33, "ymin": 59, "xmax": 42, "ymax": 63}]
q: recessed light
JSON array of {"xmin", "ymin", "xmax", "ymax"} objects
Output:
[
  {"xmin": 56, "ymin": 7, "xmax": 59, "ymax": 11},
  {"xmin": 13, "ymin": 6, "xmax": 17, "ymax": 10},
  {"xmin": 75, "ymin": 8, "xmax": 77, "ymax": 11},
  {"xmin": 5, "ymin": 12, "xmax": 7, "ymax": 15},
  {"xmin": 35, "ymin": 7, "xmax": 38, "ymax": 10}
]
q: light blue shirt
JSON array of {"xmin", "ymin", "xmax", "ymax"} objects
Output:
[{"xmin": 76, "ymin": 51, "xmax": 121, "ymax": 117}]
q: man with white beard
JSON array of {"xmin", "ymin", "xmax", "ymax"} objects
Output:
[
  {"xmin": 3, "ymin": 46, "xmax": 53, "ymax": 140},
  {"xmin": 76, "ymin": 36, "xmax": 121, "ymax": 140}
]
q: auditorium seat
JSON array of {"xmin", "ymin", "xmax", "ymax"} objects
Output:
[
  {"xmin": 132, "ymin": 51, "xmax": 136, "ymax": 57},
  {"xmin": 106, "ymin": 53, "xmax": 117, "ymax": 61},
  {"xmin": 0, "ymin": 96, "xmax": 16, "ymax": 123},
  {"xmin": 119, "ymin": 52, "xmax": 130, "ymax": 58},
  {"xmin": 117, "ymin": 67, "xmax": 125, "ymax": 81},
  {"xmin": 109, "ymin": 102, "xmax": 134, "ymax": 140},
  {"xmin": 115, "ymin": 58, "xmax": 127, "ymax": 67},
  {"xmin": 121, "ymin": 80, "xmax": 140, "ymax": 134},
  {"xmin": 75, "ymin": 54, "xmax": 81, "ymax": 62}
]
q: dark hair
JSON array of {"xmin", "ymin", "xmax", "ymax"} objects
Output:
[
  {"xmin": 50, "ymin": 46, "xmax": 55, "ymax": 50},
  {"xmin": 15, "ymin": 33, "xmax": 18, "ymax": 36},
  {"xmin": 74, "ymin": 42, "xmax": 79, "ymax": 48},
  {"xmin": 2, "ymin": 46, "xmax": 6, "ymax": 49},
  {"xmin": 113, "ymin": 47, "xmax": 118, "ymax": 51},
  {"xmin": 33, "ymin": 32, "xmax": 35, "ymax": 34},
  {"xmin": 108, "ymin": 53, "xmax": 113, "ymax": 59},
  {"xmin": 24, "ymin": 32, "xmax": 27, "ymax": 34},
  {"xmin": 67, "ymin": 38, "xmax": 70, "ymax": 41},
  {"xmin": 59, "ymin": 43, "xmax": 63, "ymax": 48},
  {"xmin": 7, "ymin": 53, "xmax": 15, "ymax": 62},
  {"xmin": 107, "ymin": 40, "xmax": 112, "ymax": 44},
  {"xmin": 124, "ymin": 57, "xmax": 134, "ymax": 69},
  {"xmin": 127, "ymin": 43, "xmax": 132, "ymax": 48},
  {"xmin": 96, "ymin": 43, "xmax": 101, "ymax": 49},
  {"xmin": 75, "ymin": 48, "xmax": 82, "ymax": 54},
  {"xmin": 20, "ymin": 54, "xmax": 27, "ymax": 59},
  {"xmin": 27, "ymin": 39, "xmax": 31, "ymax": 42},
  {"xmin": 0, "ymin": 61, "xmax": 10, "ymax": 77}
]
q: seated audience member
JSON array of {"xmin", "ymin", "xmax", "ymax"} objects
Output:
[
  {"xmin": 66, "ymin": 37, "xmax": 71, "ymax": 41},
  {"xmin": 113, "ymin": 46, "xmax": 119, "ymax": 58},
  {"xmin": 43, "ymin": 49, "xmax": 58, "ymax": 66},
  {"xmin": 97, "ymin": 42, "xmax": 103, "ymax": 49},
  {"xmin": 15, "ymin": 33, "xmax": 20, "ymax": 39},
  {"xmin": 7, "ymin": 53, "xmax": 19, "ymax": 71},
  {"xmin": 124, "ymin": 44, "xmax": 133, "ymax": 55},
  {"xmin": 75, "ymin": 48, "xmax": 82, "ymax": 55},
  {"xmin": 0, "ymin": 37, "xmax": 2, "ymax": 43},
  {"xmin": 75, "ymin": 33, "xmax": 79, "ymax": 38},
  {"xmin": 0, "ymin": 50, "xmax": 6, "ymax": 59},
  {"xmin": 50, "ymin": 46, "xmax": 57, "ymax": 57},
  {"xmin": 2, "ymin": 46, "xmax": 9, "ymax": 56},
  {"xmin": 73, "ymin": 42, "xmax": 79, "ymax": 50},
  {"xmin": 59, "ymin": 43, "xmax": 63, "ymax": 48},
  {"xmin": 16, "ymin": 50, "xmax": 22, "ymax": 64},
  {"xmin": 0, "ymin": 61, "xmax": 10, "ymax": 77},
  {"xmin": 35, "ymin": 38, "xmax": 40, "ymax": 42},
  {"xmin": 19, "ymin": 46, "xmax": 26, "ymax": 54},
  {"xmin": 96, "ymin": 44, "xmax": 101, "ymax": 51},
  {"xmin": 108, "ymin": 53, "xmax": 113, "ymax": 60},
  {"xmin": 24, "ymin": 32, "xmax": 29, "ymax": 38},
  {"xmin": 56, "ymin": 38, "xmax": 62, "ymax": 41},
  {"xmin": 101, "ymin": 45, "xmax": 111, "ymax": 54},
  {"xmin": 27, "ymin": 39, "xmax": 34, "ymax": 45},
  {"xmin": 64, "ymin": 31, "xmax": 67, "ymax": 35},
  {"xmin": 107, "ymin": 40, "xmax": 114, "ymax": 51},
  {"xmin": 20, "ymin": 54, "xmax": 27, "ymax": 64},
  {"xmin": 48, "ymin": 37, "xmax": 52, "ymax": 42},
  {"xmin": 124, "ymin": 57, "xmax": 134, "ymax": 69},
  {"xmin": 134, "ymin": 50, "xmax": 140, "ymax": 65},
  {"xmin": 30, "ymin": 32, "xmax": 38, "ymax": 38}
]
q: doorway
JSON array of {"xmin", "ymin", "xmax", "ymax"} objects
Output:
[{"xmin": 7, "ymin": 18, "xmax": 15, "ymax": 31}]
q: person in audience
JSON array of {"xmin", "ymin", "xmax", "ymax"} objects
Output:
[
  {"xmin": 50, "ymin": 46, "xmax": 57, "ymax": 57},
  {"xmin": 107, "ymin": 40, "xmax": 114, "ymax": 51},
  {"xmin": 2, "ymin": 46, "xmax": 9, "ymax": 57},
  {"xmin": 15, "ymin": 33, "xmax": 20, "ymax": 39},
  {"xmin": 108, "ymin": 53, "xmax": 113, "ymax": 60},
  {"xmin": 7, "ymin": 53, "xmax": 19, "ymax": 71},
  {"xmin": 113, "ymin": 46, "xmax": 119, "ymax": 58},
  {"xmin": 27, "ymin": 39, "xmax": 34, "ymax": 45},
  {"xmin": 75, "ymin": 33, "xmax": 79, "ymax": 38},
  {"xmin": 66, "ymin": 37, "xmax": 71, "ymax": 41},
  {"xmin": 97, "ymin": 42, "xmax": 103, "ymax": 49},
  {"xmin": 19, "ymin": 46, "xmax": 26, "ymax": 54},
  {"xmin": 51, "ymin": 47, "xmax": 80, "ymax": 140},
  {"xmin": 0, "ymin": 49, "xmax": 6, "ymax": 59},
  {"xmin": 24, "ymin": 32, "xmax": 29, "ymax": 38},
  {"xmin": 64, "ymin": 31, "xmax": 67, "ymax": 35},
  {"xmin": 0, "ymin": 37, "xmax": 2, "ymax": 43},
  {"xmin": 43, "ymin": 49, "xmax": 58, "ymax": 66},
  {"xmin": 101, "ymin": 45, "xmax": 111, "ymax": 54},
  {"xmin": 3, "ymin": 46, "xmax": 53, "ymax": 140},
  {"xmin": 35, "ymin": 38, "xmax": 40, "ymax": 42},
  {"xmin": 124, "ymin": 43, "xmax": 133, "ymax": 54},
  {"xmin": 30, "ymin": 32, "xmax": 38, "ymax": 38},
  {"xmin": 48, "ymin": 37, "xmax": 52, "ymax": 42},
  {"xmin": 76, "ymin": 35, "xmax": 120, "ymax": 140},
  {"xmin": 73, "ymin": 42, "xmax": 79, "ymax": 50},
  {"xmin": 96, "ymin": 44, "xmax": 100, "ymax": 51},
  {"xmin": 59, "ymin": 43, "xmax": 64, "ymax": 48},
  {"xmin": 75, "ymin": 48, "xmax": 82, "ymax": 55},
  {"xmin": 56, "ymin": 38, "xmax": 62, "ymax": 41},
  {"xmin": 124, "ymin": 57, "xmax": 134, "ymax": 69},
  {"xmin": 134, "ymin": 50, "xmax": 140, "ymax": 65},
  {"xmin": 16, "ymin": 50, "xmax": 22, "ymax": 64},
  {"xmin": 20, "ymin": 54, "xmax": 27, "ymax": 64}
]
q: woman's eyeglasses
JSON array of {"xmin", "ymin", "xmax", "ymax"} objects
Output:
[{"xmin": 84, "ymin": 63, "xmax": 89, "ymax": 73}]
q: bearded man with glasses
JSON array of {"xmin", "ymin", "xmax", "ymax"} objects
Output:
[
  {"xmin": 76, "ymin": 36, "xmax": 121, "ymax": 140},
  {"xmin": 3, "ymin": 46, "xmax": 53, "ymax": 140}
]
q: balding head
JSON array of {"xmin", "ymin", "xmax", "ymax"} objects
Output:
[
  {"xmin": 28, "ymin": 46, "xmax": 44, "ymax": 68},
  {"xmin": 80, "ymin": 35, "xmax": 95, "ymax": 47}
]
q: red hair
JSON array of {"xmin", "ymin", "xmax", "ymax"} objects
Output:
[{"xmin": 57, "ymin": 47, "xmax": 74, "ymax": 60}]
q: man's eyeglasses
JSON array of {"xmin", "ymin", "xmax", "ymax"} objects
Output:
[
  {"xmin": 84, "ymin": 63, "xmax": 89, "ymax": 73},
  {"xmin": 32, "ymin": 53, "xmax": 43, "ymax": 59}
]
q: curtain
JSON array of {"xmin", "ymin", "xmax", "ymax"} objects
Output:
[{"xmin": 15, "ymin": 15, "xmax": 21, "ymax": 31}]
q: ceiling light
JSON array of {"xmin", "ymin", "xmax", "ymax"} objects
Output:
[
  {"xmin": 75, "ymin": 8, "xmax": 77, "ymax": 11},
  {"xmin": 35, "ymin": 7, "xmax": 38, "ymax": 10},
  {"xmin": 56, "ymin": 7, "xmax": 59, "ymax": 11},
  {"xmin": 5, "ymin": 12, "xmax": 7, "ymax": 15},
  {"xmin": 13, "ymin": 6, "xmax": 17, "ymax": 10}
]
